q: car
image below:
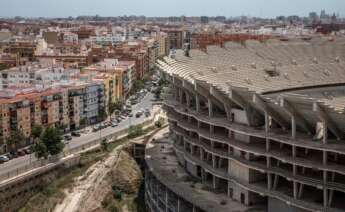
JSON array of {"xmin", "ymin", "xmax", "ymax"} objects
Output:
[
  {"xmin": 71, "ymin": 131, "xmax": 81, "ymax": 137},
  {"xmin": 23, "ymin": 147, "xmax": 32, "ymax": 154},
  {"xmin": 17, "ymin": 150, "xmax": 26, "ymax": 156},
  {"xmin": 111, "ymin": 122, "xmax": 118, "ymax": 127},
  {"xmin": 104, "ymin": 121, "xmax": 111, "ymax": 127},
  {"xmin": 136, "ymin": 111, "xmax": 143, "ymax": 118},
  {"xmin": 10, "ymin": 151, "xmax": 18, "ymax": 158},
  {"xmin": 0, "ymin": 155, "xmax": 9, "ymax": 163},
  {"xmin": 128, "ymin": 113, "xmax": 133, "ymax": 117},
  {"xmin": 64, "ymin": 135, "xmax": 73, "ymax": 141},
  {"xmin": 3, "ymin": 153, "xmax": 13, "ymax": 160},
  {"xmin": 92, "ymin": 125, "xmax": 100, "ymax": 132},
  {"xmin": 100, "ymin": 123, "xmax": 107, "ymax": 129}
]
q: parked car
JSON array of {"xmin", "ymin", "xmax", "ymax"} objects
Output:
[
  {"xmin": 3, "ymin": 153, "xmax": 13, "ymax": 160},
  {"xmin": 0, "ymin": 155, "xmax": 9, "ymax": 163},
  {"xmin": 17, "ymin": 150, "xmax": 26, "ymax": 156},
  {"xmin": 10, "ymin": 151, "xmax": 18, "ymax": 158},
  {"xmin": 23, "ymin": 147, "xmax": 32, "ymax": 154},
  {"xmin": 64, "ymin": 135, "xmax": 73, "ymax": 141},
  {"xmin": 71, "ymin": 131, "xmax": 81, "ymax": 137},
  {"xmin": 136, "ymin": 111, "xmax": 143, "ymax": 118},
  {"xmin": 111, "ymin": 122, "xmax": 118, "ymax": 128},
  {"xmin": 92, "ymin": 125, "xmax": 100, "ymax": 132}
]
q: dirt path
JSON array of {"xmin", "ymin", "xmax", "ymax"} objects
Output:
[{"xmin": 54, "ymin": 145, "xmax": 123, "ymax": 212}]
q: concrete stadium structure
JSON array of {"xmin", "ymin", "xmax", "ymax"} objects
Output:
[{"xmin": 146, "ymin": 37, "xmax": 345, "ymax": 212}]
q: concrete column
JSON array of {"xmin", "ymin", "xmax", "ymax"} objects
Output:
[
  {"xmin": 323, "ymin": 151, "xmax": 327, "ymax": 165},
  {"xmin": 200, "ymin": 149, "xmax": 204, "ymax": 161},
  {"xmin": 293, "ymin": 165, "xmax": 297, "ymax": 176},
  {"xmin": 323, "ymin": 189, "xmax": 328, "ymax": 208},
  {"xmin": 192, "ymin": 206, "xmax": 196, "ymax": 212},
  {"xmin": 291, "ymin": 116, "xmax": 296, "ymax": 139},
  {"xmin": 273, "ymin": 175, "xmax": 279, "ymax": 190},
  {"xmin": 224, "ymin": 104, "xmax": 232, "ymax": 121},
  {"xmin": 298, "ymin": 184, "xmax": 304, "ymax": 199},
  {"xmin": 197, "ymin": 120, "xmax": 201, "ymax": 128},
  {"xmin": 195, "ymin": 94, "xmax": 200, "ymax": 113},
  {"xmin": 219, "ymin": 158, "xmax": 223, "ymax": 169},
  {"xmin": 186, "ymin": 92, "xmax": 191, "ymax": 108},
  {"xmin": 179, "ymin": 89, "xmax": 183, "ymax": 104},
  {"xmin": 267, "ymin": 157, "xmax": 271, "ymax": 168},
  {"xmin": 201, "ymin": 169, "xmax": 206, "ymax": 183},
  {"xmin": 329, "ymin": 190, "xmax": 334, "ymax": 207},
  {"xmin": 293, "ymin": 182, "xmax": 298, "ymax": 199},
  {"xmin": 264, "ymin": 112, "xmax": 269, "ymax": 134},
  {"xmin": 213, "ymin": 175, "xmax": 219, "ymax": 189},
  {"xmin": 266, "ymin": 139, "xmax": 270, "ymax": 152},
  {"xmin": 212, "ymin": 155, "xmax": 216, "ymax": 168},
  {"xmin": 177, "ymin": 198, "xmax": 181, "ymax": 212},
  {"xmin": 208, "ymin": 98, "xmax": 213, "ymax": 117},
  {"xmin": 323, "ymin": 121, "xmax": 328, "ymax": 144},
  {"xmin": 210, "ymin": 125, "xmax": 214, "ymax": 134},
  {"xmin": 268, "ymin": 173, "xmax": 272, "ymax": 190},
  {"xmin": 165, "ymin": 188, "xmax": 169, "ymax": 212},
  {"xmin": 191, "ymin": 145, "xmax": 194, "ymax": 155},
  {"xmin": 211, "ymin": 141, "xmax": 214, "ymax": 149}
]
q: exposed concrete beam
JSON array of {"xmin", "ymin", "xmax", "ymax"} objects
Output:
[
  {"xmin": 280, "ymin": 98, "xmax": 314, "ymax": 135},
  {"xmin": 210, "ymin": 86, "xmax": 235, "ymax": 109},
  {"xmin": 182, "ymin": 79, "xmax": 195, "ymax": 93},
  {"xmin": 313, "ymin": 102, "xmax": 344, "ymax": 140},
  {"xmin": 210, "ymin": 86, "xmax": 234, "ymax": 121},
  {"xmin": 228, "ymin": 88, "xmax": 246, "ymax": 108},
  {"xmin": 253, "ymin": 94, "xmax": 289, "ymax": 130},
  {"xmin": 194, "ymin": 81, "xmax": 224, "ymax": 109}
]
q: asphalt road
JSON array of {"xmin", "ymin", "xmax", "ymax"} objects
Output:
[{"xmin": 0, "ymin": 92, "xmax": 155, "ymax": 177}]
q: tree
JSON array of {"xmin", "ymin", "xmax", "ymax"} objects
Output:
[
  {"xmin": 132, "ymin": 79, "xmax": 145, "ymax": 93},
  {"xmin": 100, "ymin": 139, "xmax": 109, "ymax": 152},
  {"xmin": 80, "ymin": 118, "xmax": 87, "ymax": 127},
  {"xmin": 7, "ymin": 130, "xmax": 26, "ymax": 152},
  {"xmin": 98, "ymin": 108, "xmax": 107, "ymax": 122},
  {"xmin": 32, "ymin": 138, "xmax": 48, "ymax": 159},
  {"xmin": 108, "ymin": 101, "xmax": 122, "ymax": 115},
  {"xmin": 128, "ymin": 125, "xmax": 143, "ymax": 139},
  {"xmin": 40, "ymin": 127, "xmax": 64, "ymax": 156},
  {"xmin": 155, "ymin": 117, "xmax": 165, "ymax": 128},
  {"xmin": 31, "ymin": 124, "xmax": 43, "ymax": 139}
]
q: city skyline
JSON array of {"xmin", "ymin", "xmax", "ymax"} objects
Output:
[{"xmin": 0, "ymin": 0, "xmax": 345, "ymax": 18}]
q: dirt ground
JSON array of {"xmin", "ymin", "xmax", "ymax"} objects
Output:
[{"xmin": 54, "ymin": 143, "xmax": 142, "ymax": 212}]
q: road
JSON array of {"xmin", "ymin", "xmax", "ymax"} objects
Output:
[{"xmin": 0, "ymin": 92, "xmax": 155, "ymax": 177}]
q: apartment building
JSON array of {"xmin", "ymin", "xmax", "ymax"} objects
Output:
[
  {"xmin": 0, "ymin": 80, "xmax": 105, "ymax": 153},
  {"xmin": 157, "ymin": 33, "xmax": 170, "ymax": 57},
  {"xmin": 152, "ymin": 37, "xmax": 345, "ymax": 212},
  {"xmin": 0, "ymin": 64, "xmax": 80, "ymax": 89},
  {"xmin": 161, "ymin": 28, "xmax": 185, "ymax": 49}
]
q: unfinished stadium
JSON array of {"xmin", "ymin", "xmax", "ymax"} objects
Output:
[{"xmin": 145, "ymin": 37, "xmax": 345, "ymax": 212}]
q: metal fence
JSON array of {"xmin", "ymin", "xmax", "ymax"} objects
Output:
[{"xmin": 0, "ymin": 113, "xmax": 159, "ymax": 183}]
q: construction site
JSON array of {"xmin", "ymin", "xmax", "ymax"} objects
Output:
[{"xmin": 151, "ymin": 36, "xmax": 345, "ymax": 212}]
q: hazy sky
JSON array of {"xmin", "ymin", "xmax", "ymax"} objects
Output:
[{"xmin": 1, "ymin": 0, "xmax": 344, "ymax": 18}]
